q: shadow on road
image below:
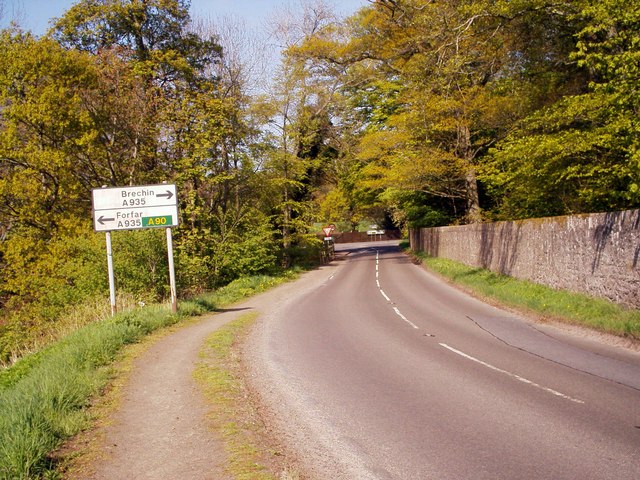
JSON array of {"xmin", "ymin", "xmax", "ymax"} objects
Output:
[
  {"xmin": 334, "ymin": 240, "xmax": 410, "ymax": 263},
  {"xmin": 213, "ymin": 307, "xmax": 253, "ymax": 313}
]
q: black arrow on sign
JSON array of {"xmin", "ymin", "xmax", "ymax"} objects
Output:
[
  {"xmin": 98, "ymin": 215, "xmax": 115, "ymax": 225},
  {"xmin": 156, "ymin": 190, "xmax": 174, "ymax": 200}
]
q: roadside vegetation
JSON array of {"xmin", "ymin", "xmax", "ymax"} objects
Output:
[
  {"xmin": 0, "ymin": 273, "xmax": 297, "ymax": 480},
  {"xmin": 409, "ymin": 247, "xmax": 640, "ymax": 340},
  {"xmin": 1, "ymin": 0, "xmax": 638, "ymax": 475},
  {"xmin": 194, "ymin": 312, "xmax": 300, "ymax": 480}
]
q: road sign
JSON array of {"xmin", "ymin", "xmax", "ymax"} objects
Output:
[
  {"xmin": 92, "ymin": 184, "xmax": 179, "ymax": 232},
  {"xmin": 94, "ymin": 205, "xmax": 179, "ymax": 231},
  {"xmin": 322, "ymin": 226, "xmax": 333, "ymax": 236},
  {"xmin": 92, "ymin": 184, "xmax": 176, "ymax": 210}
]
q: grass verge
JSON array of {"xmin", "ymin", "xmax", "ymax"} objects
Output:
[
  {"xmin": 0, "ymin": 272, "xmax": 298, "ymax": 480},
  {"xmin": 194, "ymin": 313, "xmax": 298, "ymax": 480},
  {"xmin": 410, "ymin": 249, "xmax": 640, "ymax": 339}
]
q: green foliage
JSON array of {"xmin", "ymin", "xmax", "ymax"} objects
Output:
[
  {"xmin": 379, "ymin": 189, "xmax": 450, "ymax": 229},
  {"xmin": 0, "ymin": 223, "xmax": 193, "ymax": 364},
  {"xmin": 404, "ymin": 205, "xmax": 450, "ymax": 229},
  {"xmin": 0, "ymin": 272, "xmax": 296, "ymax": 479},
  {"xmin": 0, "ymin": 224, "xmax": 109, "ymax": 365},
  {"xmin": 214, "ymin": 221, "xmax": 279, "ymax": 281},
  {"xmin": 173, "ymin": 208, "xmax": 279, "ymax": 294},
  {"xmin": 0, "ymin": 31, "xmax": 99, "ymax": 238},
  {"xmin": 480, "ymin": 93, "xmax": 637, "ymax": 218},
  {"xmin": 280, "ymin": 233, "xmax": 324, "ymax": 269},
  {"xmin": 51, "ymin": 0, "xmax": 221, "ymax": 83},
  {"xmin": 291, "ymin": 0, "xmax": 639, "ymax": 224},
  {"xmin": 480, "ymin": 0, "xmax": 640, "ymax": 218},
  {"xmin": 111, "ymin": 229, "xmax": 170, "ymax": 298},
  {"xmin": 0, "ymin": 0, "xmax": 286, "ymax": 367},
  {"xmin": 1, "ymin": 225, "xmax": 104, "ymax": 310},
  {"xmin": 0, "ymin": 304, "xmax": 179, "ymax": 479}
]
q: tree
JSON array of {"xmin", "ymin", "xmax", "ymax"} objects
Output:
[
  {"xmin": 0, "ymin": 1, "xmax": 273, "ymax": 359},
  {"xmin": 290, "ymin": 0, "xmax": 630, "ymax": 225},
  {"xmin": 260, "ymin": 0, "xmax": 343, "ymax": 264},
  {"xmin": 0, "ymin": 30, "xmax": 99, "ymax": 240},
  {"xmin": 49, "ymin": 0, "xmax": 224, "ymax": 188},
  {"xmin": 49, "ymin": 0, "xmax": 280, "ymax": 290},
  {"xmin": 51, "ymin": 0, "xmax": 221, "ymax": 85},
  {"xmin": 482, "ymin": 0, "xmax": 640, "ymax": 218},
  {"xmin": 0, "ymin": 30, "xmax": 112, "ymax": 332}
]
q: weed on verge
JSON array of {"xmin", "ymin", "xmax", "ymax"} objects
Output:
[{"xmin": 194, "ymin": 312, "xmax": 300, "ymax": 480}]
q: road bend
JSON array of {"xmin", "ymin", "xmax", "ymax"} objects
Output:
[{"xmin": 246, "ymin": 241, "xmax": 640, "ymax": 480}]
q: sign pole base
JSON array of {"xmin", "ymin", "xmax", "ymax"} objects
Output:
[{"xmin": 166, "ymin": 227, "xmax": 178, "ymax": 314}]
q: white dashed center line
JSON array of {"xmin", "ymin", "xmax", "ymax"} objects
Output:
[
  {"xmin": 380, "ymin": 289, "xmax": 391, "ymax": 302},
  {"xmin": 376, "ymin": 250, "xmax": 417, "ymax": 329},
  {"xmin": 393, "ymin": 307, "xmax": 419, "ymax": 329},
  {"xmin": 373, "ymin": 249, "xmax": 583, "ymax": 404}
]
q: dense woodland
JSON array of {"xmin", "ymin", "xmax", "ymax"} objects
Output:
[{"xmin": 0, "ymin": 0, "xmax": 638, "ymax": 363}]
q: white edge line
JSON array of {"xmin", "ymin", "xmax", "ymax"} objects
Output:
[
  {"xmin": 439, "ymin": 343, "xmax": 584, "ymax": 404},
  {"xmin": 380, "ymin": 289, "xmax": 391, "ymax": 302}
]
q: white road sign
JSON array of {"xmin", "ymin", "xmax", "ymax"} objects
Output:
[{"xmin": 92, "ymin": 184, "xmax": 179, "ymax": 232}]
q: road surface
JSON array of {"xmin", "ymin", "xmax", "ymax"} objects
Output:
[{"xmin": 245, "ymin": 241, "xmax": 640, "ymax": 480}]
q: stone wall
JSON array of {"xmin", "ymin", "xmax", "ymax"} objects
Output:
[{"xmin": 409, "ymin": 210, "xmax": 640, "ymax": 309}]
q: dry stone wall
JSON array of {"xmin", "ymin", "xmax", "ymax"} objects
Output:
[{"xmin": 409, "ymin": 210, "xmax": 640, "ymax": 309}]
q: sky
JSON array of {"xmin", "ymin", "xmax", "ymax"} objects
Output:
[{"xmin": 0, "ymin": 0, "xmax": 368, "ymax": 35}]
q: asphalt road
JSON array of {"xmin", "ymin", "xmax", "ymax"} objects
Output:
[{"xmin": 246, "ymin": 241, "xmax": 640, "ymax": 480}]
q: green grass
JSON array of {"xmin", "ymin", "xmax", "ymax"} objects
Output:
[
  {"xmin": 195, "ymin": 313, "xmax": 279, "ymax": 480},
  {"xmin": 194, "ymin": 312, "xmax": 299, "ymax": 480},
  {"xmin": 412, "ymin": 251, "xmax": 640, "ymax": 339},
  {"xmin": 0, "ymin": 273, "xmax": 297, "ymax": 480},
  {"xmin": 0, "ymin": 304, "xmax": 179, "ymax": 479}
]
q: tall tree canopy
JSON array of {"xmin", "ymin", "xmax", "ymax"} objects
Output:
[
  {"xmin": 0, "ymin": 0, "xmax": 277, "ymax": 363},
  {"xmin": 289, "ymin": 0, "xmax": 639, "ymax": 224},
  {"xmin": 482, "ymin": 0, "xmax": 640, "ymax": 218}
]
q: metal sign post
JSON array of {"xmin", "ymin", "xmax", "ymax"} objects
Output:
[
  {"xmin": 92, "ymin": 184, "xmax": 180, "ymax": 315},
  {"xmin": 105, "ymin": 230, "xmax": 117, "ymax": 316},
  {"xmin": 166, "ymin": 227, "xmax": 177, "ymax": 313}
]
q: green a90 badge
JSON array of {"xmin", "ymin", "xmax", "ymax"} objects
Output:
[{"xmin": 142, "ymin": 215, "xmax": 172, "ymax": 227}]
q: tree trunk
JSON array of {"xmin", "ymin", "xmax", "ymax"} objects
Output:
[
  {"xmin": 465, "ymin": 167, "xmax": 481, "ymax": 222},
  {"xmin": 458, "ymin": 124, "xmax": 481, "ymax": 223},
  {"xmin": 282, "ymin": 158, "xmax": 292, "ymax": 268}
]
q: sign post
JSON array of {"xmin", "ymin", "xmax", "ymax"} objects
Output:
[
  {"xmin": 166, "ymin": 227, "xmax": 177, "ymax": 313},
  {"xmin": 92, "ymin": 183, "xmax": 179, "ymax": 315},
  {"xmin": 105, "ymin": 230, "xmax": 117, "ymax": 316}
]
